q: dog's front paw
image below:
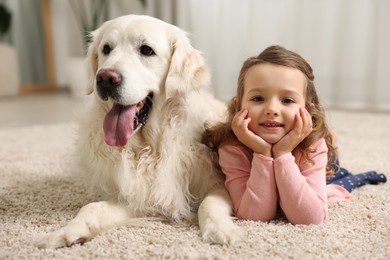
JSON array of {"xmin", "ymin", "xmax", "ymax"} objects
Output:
[
  {"xmin": 201, "ymin": 220, "xmax": 245, "ymax": 246},
  {"xmin": 36, "ymin": 224, "xmax": 91, "ymax": 249}
]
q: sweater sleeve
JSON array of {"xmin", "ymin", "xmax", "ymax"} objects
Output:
[
  {"xmin": 219, "ymin": 145, "xmax": 278, "ymax": 221},
  {"xmin": 273, "ymin": 139, "xmax": 329, "ymax": 224}
]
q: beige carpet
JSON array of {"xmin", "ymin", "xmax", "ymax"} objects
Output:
[{"xmin": 1, "ymin": 110, "xmax": 389, "ymax": 259}]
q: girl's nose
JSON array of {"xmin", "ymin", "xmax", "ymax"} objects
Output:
[
  {"xmin": 264, "ymin": 101, "xmax": 279, "ymax": 116},
  {"xmin": 266, "ymin": 110, "xmax": 278, "ymax": 116}
]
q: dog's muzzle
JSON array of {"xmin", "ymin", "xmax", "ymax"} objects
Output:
[{"xmin": 96, "ymin": 69, "xmax": 122, "ymax": 101}]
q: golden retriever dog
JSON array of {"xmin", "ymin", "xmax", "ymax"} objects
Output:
[{"xmin": 36, "ymin": 15, "xmax": 243, "ymax": 248}]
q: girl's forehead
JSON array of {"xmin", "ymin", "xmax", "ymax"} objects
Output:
[
  {"xmin": 245, "ymin": 63, "xmax": 304, "ymax": 79},
  {"xmin": 243, "ymin": 63, "xmax": 306, "ymax": 94}
]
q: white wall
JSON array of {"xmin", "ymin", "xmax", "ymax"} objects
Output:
[
  {"xmin": 49, "ymin": 0, "xmax": 390, "ymax": 112},
  {"xmin": 50, "ymin": 0, "xmax": 146, "ymax": 87},
  {"xmin": 151, "ymin": 0, "xmax": 390, "ymax": 112}
]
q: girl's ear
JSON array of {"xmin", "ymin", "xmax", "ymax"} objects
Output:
[
  {"xmin": 307, "ymin": 102, "xmax": 315, "ymax": 113},
  {"xmin": 233, "ymin": 97, "xmax": 239, "ymax": 112}
]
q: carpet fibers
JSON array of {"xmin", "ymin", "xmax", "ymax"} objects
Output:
[{"xmin": 0, "ymin": 110, "xmax": 389, "ymax": 259}]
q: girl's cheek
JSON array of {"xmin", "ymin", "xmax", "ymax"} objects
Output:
[
  {"xmin": 240, "ymin": 103, "xmax": 248, "ymax": 111},
  {"xmin": 286, "ymin": 110, "xmax": 298, "ymax": 129},
  {"xmin": 248, "ymin": 120, "xmax": 257, "ymax": 133},
  {"xmin": 247, "ymin": 108, "xmax": 256, "ymax": 119}
]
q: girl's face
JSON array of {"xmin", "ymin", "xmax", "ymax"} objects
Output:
[{"xmin": 240, "ymin": 63, "xmax": 306, "ymax": 144}]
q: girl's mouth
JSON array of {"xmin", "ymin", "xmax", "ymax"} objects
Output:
[{"xmin": 260, "ymin": 123, "xmax": 284, "ymax": 127}]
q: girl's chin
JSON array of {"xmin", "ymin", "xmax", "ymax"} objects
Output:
[{"xmin": 260, "ymin": 135, "xmax": 283, "ymax": 145}]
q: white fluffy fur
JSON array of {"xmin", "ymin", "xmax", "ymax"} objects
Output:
[{"xmin": 36, "ymin": 15, "xmax": 243, "ymax": 248}]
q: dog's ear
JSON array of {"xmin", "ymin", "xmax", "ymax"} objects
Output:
[
  {"xmin": 165, "ymin": 32, "xmax": 210, "ymax": 98},
  {"xmin": 85, "ymin": 30, "xmax": 99, "ymax": 95}
]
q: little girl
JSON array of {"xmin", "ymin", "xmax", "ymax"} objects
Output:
[{"xmin": 203, "ymin": 45, "xmax": 352, "ymax": 225}]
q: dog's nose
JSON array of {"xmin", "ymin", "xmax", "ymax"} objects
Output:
[
  {"xmin": 96, "ymin": 69, "xmax": 122, "ymax": 87},
  {"xmin": 96, "ymin": 69, "xmax": 122, "ymax": 101}
]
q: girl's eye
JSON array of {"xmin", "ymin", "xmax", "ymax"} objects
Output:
[
  {"xmin": 251, "ymin": 96, "xmax": 264, "ymax": 102},
  {"xmin": 282, "ymin": 98, "xmax": 295, "ymax": 104}
]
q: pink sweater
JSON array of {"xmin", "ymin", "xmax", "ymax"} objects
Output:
[{"xmin": 219, "ymin": 138, "xmax": 351, "ymax": 224}]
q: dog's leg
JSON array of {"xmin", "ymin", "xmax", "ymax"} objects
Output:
[
  {"xmin": 36, "ymin": 200, "xmax": 131, "ymax": 249},
  {"xmin": 198, "ymin": 187, "xmax": 245, "ymax": 245}
]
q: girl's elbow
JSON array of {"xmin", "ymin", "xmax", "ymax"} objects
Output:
[
  {"xmin": 236, "ymin": 208, "xmax": 277, "ymax": 222},
  {"xmin": 290, "ymin": 210, "xmax": 327, "ymax": 225},
  {"xmin": 298, "ymin": 216, "xmax": 325, "ymax": 225}
]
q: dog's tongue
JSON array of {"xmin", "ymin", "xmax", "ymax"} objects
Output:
[{"xmin": 103, "ymin": 104, "xmax": 136, "ymax": 147}]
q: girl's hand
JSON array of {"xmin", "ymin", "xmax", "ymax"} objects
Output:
[
  {"xmin": 232, "ymin": 109, "xmax": 272, "ymax": 157},
  {"xmin": 272, "ymin": 107, "xmax": 313, "ymax": 158}
]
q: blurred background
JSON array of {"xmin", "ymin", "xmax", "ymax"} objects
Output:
[{"xmin": 0, "ymin": 0, "xmax": 389, "ymax": 128}]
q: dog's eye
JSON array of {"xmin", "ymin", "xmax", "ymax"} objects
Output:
[
  {"xmin": 140, "ymin": 45, "xmax": 155, "ymax": 56},
  {"xmin": 102, "ymin": 44, "xmax": 112, "ymax": 55}
]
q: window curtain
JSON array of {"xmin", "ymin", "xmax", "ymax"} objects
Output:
[
  {"xmin": 8, "ymin": 0, "xmax": 47, "ymax": 85},
  {"xmin": 147, "ymin": 0, "xmax": 390, "ymax": 112}
]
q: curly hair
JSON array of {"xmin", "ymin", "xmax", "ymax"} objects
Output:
[{"xmin": 202, "ymin": 45, "xmax": 337, "ymax": 177}]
